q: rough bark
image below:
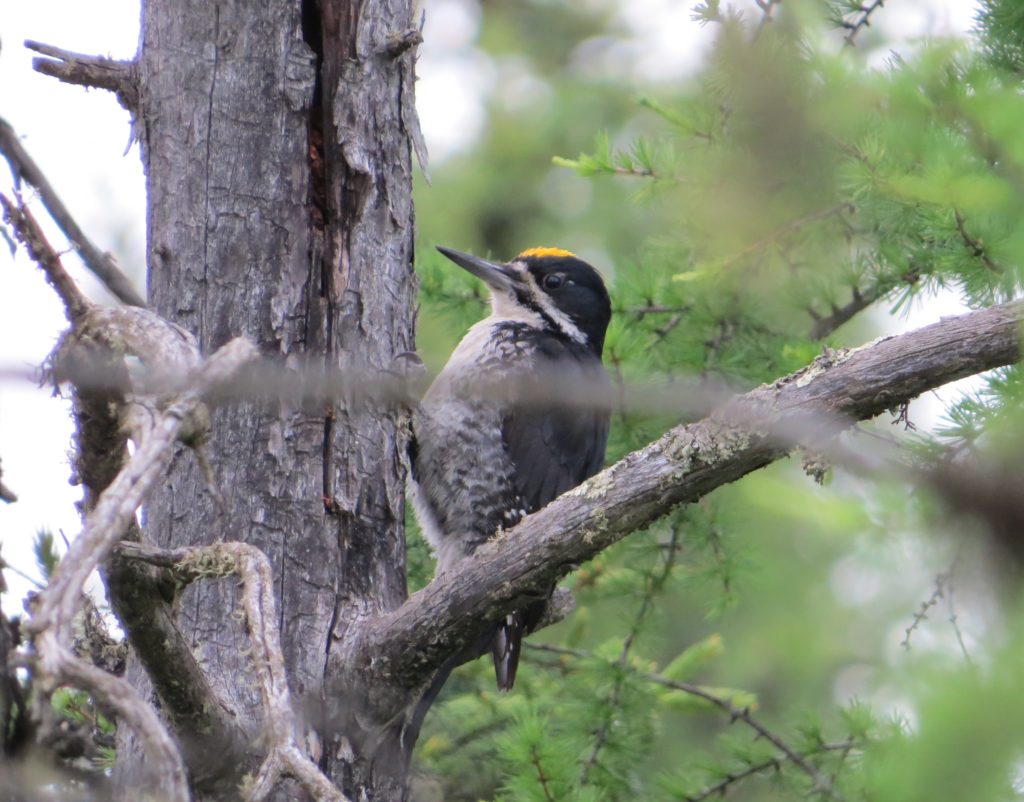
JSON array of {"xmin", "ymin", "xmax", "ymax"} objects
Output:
[{"xmin": 114, "ymin": 0, "xmax": 418, "ymax": 799}]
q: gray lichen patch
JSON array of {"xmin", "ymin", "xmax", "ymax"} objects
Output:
[
  {"xmin": 579, "ymin": 509, "xmax": 609, "ymax": 544},
  {"xmin": 568, "ymin": 465, "xmax": 617, "ymax": 501},
  {"xmin": 177, "ymin": 547, "xmax": 237, "ymax": 580},
  {"xmin": 664, "ymin": 419, "xmax": 751, "ymax": 468}
]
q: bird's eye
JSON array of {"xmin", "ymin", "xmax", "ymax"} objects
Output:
[{"xmin": 542, "ymin": 273, "xmax": 565, "ymax": 290}]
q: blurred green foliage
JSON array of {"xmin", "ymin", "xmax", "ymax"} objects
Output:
[{"xmin": 411, "ymin": 0, "xmax": 1024, "ymax": 800}]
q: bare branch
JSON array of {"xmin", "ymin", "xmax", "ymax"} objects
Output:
[
  {"xmin": 115, "ymin": 541, "xmax": 350, "ymax": 802},
  {"xmin": 366, "ymin": 300, "xmax": 1023, "ymax": 692},
  {"xmin": 22, "ymin": 337, "xmax": 258, "ymax": 800},
  {"xmin": 954, "ymin": 209, "xmax": 1002, "ymax": 275},
  {"xmin": 1, "ymin": 192, "xmax": 90, "ymax": 322},
  {"xmin": 808, "ymin": 284, "xmax": 883, "ymax": 340},
  {"xmin": 0, "ymin": 119, "xmax": 146, "ymax": 308},
  {"xmin": 24, "ymin": 40, "xmax": 139, "ymax": 113}
]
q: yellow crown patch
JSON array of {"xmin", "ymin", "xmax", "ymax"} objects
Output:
[{"xmin": 517, "ymin": 246, "xmax": 576, "ymax": 260}]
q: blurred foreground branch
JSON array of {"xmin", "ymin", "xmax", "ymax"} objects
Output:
[{"xmin": 20, "ymin": 338, "xmax": 257, "ymax": 802}]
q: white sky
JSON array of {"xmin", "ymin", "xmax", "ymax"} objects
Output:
[{"xmin": 0, "ymin": 0, "xmax": 982, "ymax": 611}]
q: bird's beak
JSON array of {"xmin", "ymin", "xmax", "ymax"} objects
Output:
[{"xmin": 436, "ymin": 246, "xmax": 519, "ymax": 294}]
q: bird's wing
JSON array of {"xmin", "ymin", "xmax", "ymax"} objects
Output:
[{"xmin": 501, "ymin": 345, "xmax": 610, "ymax": 515}]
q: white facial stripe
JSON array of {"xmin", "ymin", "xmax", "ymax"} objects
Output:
[
  {"xmin": 520, "ymin": 270, "xmax": 587, "ymax": 344},
  {"xmin": 476, "ymin": 260, "xmax": 588, "ymax": 345}
]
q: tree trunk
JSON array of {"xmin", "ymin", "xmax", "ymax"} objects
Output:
[{"xmin": 114, "ymin": 0, "xmax": 418, "ymax": 798}]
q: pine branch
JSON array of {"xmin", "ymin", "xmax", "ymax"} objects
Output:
[
  {"xmin": 366, "ymin": 299, "xmax": 1024, "ymax": 694},
  {"xmin": 954, "ymin": 210, "xmax": 1002, "ymax": 275},
  {"xmin": 685, "ymin": 739, "xmax": 857, "ymax": 802},
  {"xmin": 526, "ymin": 642, "xmax": 845, "ymax": 799},
  {"xmin": 580, "ymin": 522, "xmax": 681, "ymax": 784},
  {"xmin": 808, "ymin": 284, "xmax": 883, "ymax": 340},
  {"xmin": 529, "ymin": 745, "xmax": 558, "ymax": 802},
  {"xmin": 842, "ymin": 1, "xmax": 886, "ymax": 48}
]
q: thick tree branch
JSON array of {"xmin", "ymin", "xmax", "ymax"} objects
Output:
[
  {"xmin": 0, "ymin": 120, "xmax": 146, "ymax": 308},
  {"xmin": 24, "ymin": 41, "xmax": 139, "ymax": 113},
  {"xmin": 115, "ymin": 542, "xmax": 349, "ymax": 802},
  {"xmin": 366, "ymin": 300, "xmax": 1023, "ymax": 691}
]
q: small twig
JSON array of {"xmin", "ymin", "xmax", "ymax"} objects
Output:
[
  {"xmin": 613, "ymin": 164, "xmax": 658, "ymax": 179},
  {"xmin": 641, "ymin": 673, "xmax": 841, "ymax": 799},
  {"xmin": 808, "ymin": 284, "xmax": 883, "ymax": 340},
  {"xmin": 621, "ymin": 304, "xmax": 692, "ymax": 319},
  {"xmin": 24, "ymin": 40, "xmax": 138, "ymax": 112},
  {"xmin": 946, "ymin": 581, "xmax": 973, "ymax": 666},
  {"xmin": 653, "ymin": 312, "xmax": 685, "ymax": 343},
  {"xmin": 0, "ymin": 118, "xmax": 145, "ymax": 308},
  {"xmin": 685, "ymin": 739, "xmax": 857, "ymax": 802},
  {"xmin": 383, "ymin": 28, "xmax": 423, "ymax": 59},
  {"xmin": 1, "ymin": 192, "xmax": 91, "ymax": 322},
  {"xmin": 954, "ymin": 210, "xmax": 1002, "ymax": 275},
  {"xmin": 0, "ymin": 554, "xmax": 43, "ymax": 588},
  {"xmin": 901, "ymin": 570, "xmax": 949, "ymax": 649},
  {"xmin": 753, "ymin": 0, "xmax": 782, "ymax": 41},
  {"xmin": 529, "ymin": 745, "xmax": 557, "ymax": 802},
  {"xmin": 842, "ymin": 1, "xmax": 886, "ymax": 48}
]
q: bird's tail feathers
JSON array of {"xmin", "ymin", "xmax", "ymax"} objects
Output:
[{"xmin": 492, "ymin": 610, "xmax": 525, "ymax": 692}]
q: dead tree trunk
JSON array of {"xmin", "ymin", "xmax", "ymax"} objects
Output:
[{"xmin": 114, "ymin": 0, "xmax": 420, "ymax": 798}]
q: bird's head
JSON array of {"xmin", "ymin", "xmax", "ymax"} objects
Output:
[{"xmin": 436, "ymin": 245, "xmax": 612, "ymax": 355}]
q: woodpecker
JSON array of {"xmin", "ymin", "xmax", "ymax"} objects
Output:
[{"xmin": 409, "ymin": 245, "xmax": 612, "ymax": 691}]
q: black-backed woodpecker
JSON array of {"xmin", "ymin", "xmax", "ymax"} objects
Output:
[{"xmin": 409, "ymin": 246, "xmax": 612, "ymax": 691}]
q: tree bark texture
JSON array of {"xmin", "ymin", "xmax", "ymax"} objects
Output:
[{"xmin": 113, "ymin": 0, "xmax": 418, "ymax": 799}]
